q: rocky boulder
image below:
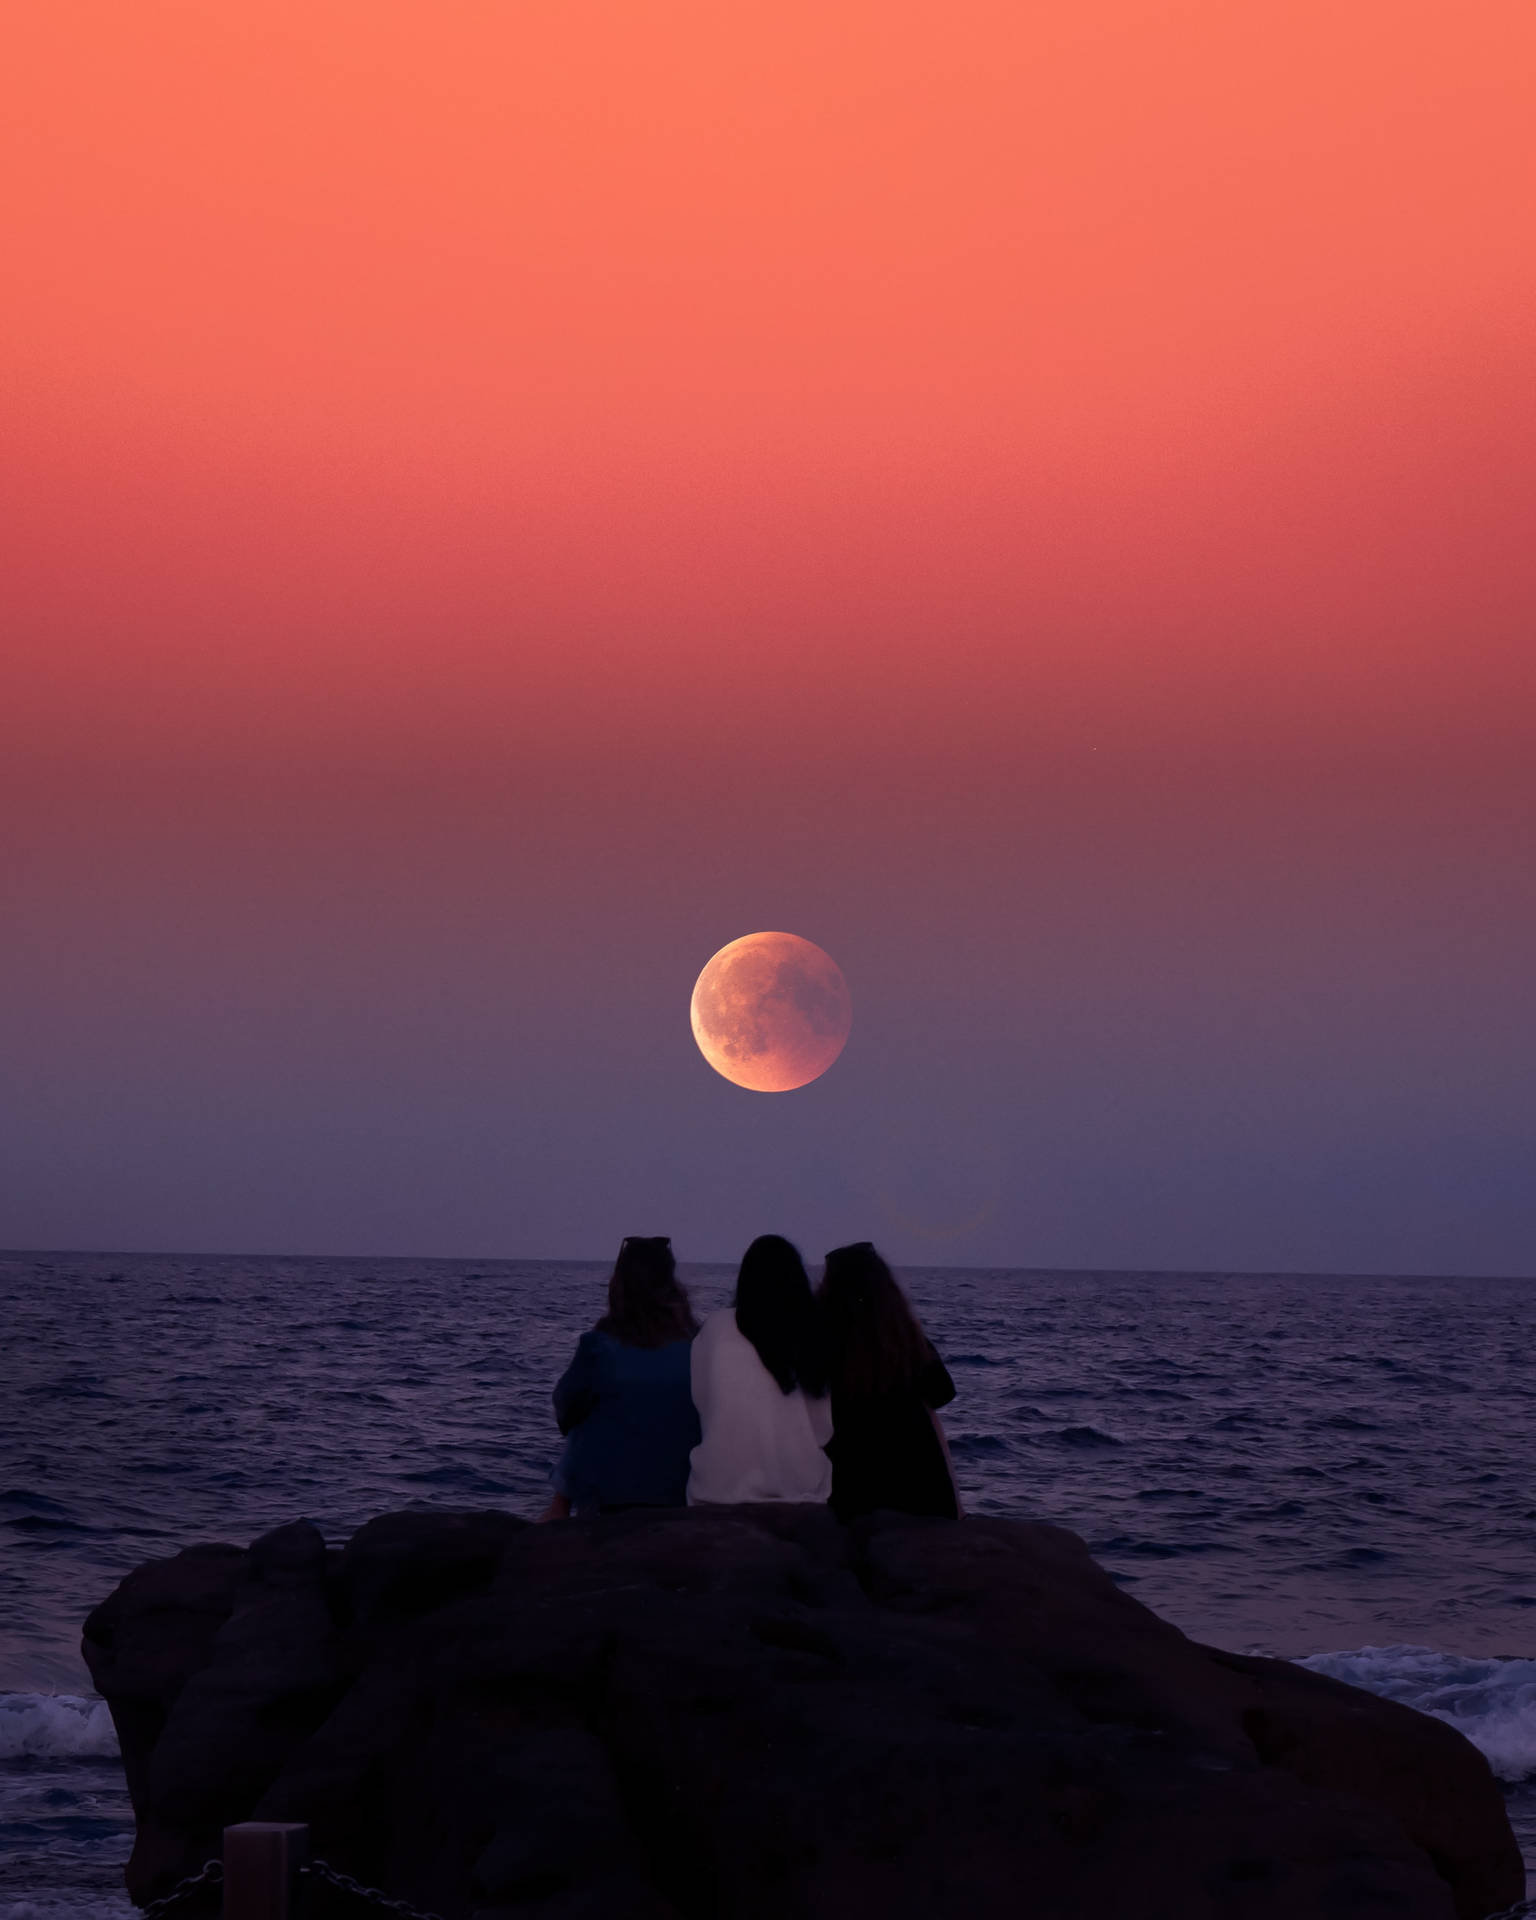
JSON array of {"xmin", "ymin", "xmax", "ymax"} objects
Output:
[{"xmin": 82, "ymin": 1506, "xmax": 1523, "ymax": 1919}]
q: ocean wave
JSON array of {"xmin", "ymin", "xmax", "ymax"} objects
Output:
[
  {"xmin": 0, "ymin": 1897, "xmax": 131, "ymax": 1920},
  {"xmin": 0, "ymin": 1694, "xmax": 119, "ymax": 1761},
  {"xmin": 1094, "ymin": 1534, "xmax": 1229, "ymax": 1559},
  {"xmin": 0, "ymin": 1491, "xmax": 77, "ymax": 1517},
  {"xmin": 1298, "ymin": 1646, "xmax": 1536, "ymax": 1781}
]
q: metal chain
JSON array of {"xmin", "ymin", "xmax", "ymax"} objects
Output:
[
  {"xmin": 302, "ymin": 1857, "xmax": 448, "ymax": 1920},
  {"xmin": 138, "ymin": 1860, "xmax": 223, "ymax": 1920}
]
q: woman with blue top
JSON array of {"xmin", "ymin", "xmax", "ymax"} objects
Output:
[{"xmin": 541, "ymin": 1236, "xmax": 701, "ymax": 1519}]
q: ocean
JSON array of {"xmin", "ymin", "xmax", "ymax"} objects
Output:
[{"xmin": 4, "ymin": 1251, "xmax": 1535, "ymax": 1915}]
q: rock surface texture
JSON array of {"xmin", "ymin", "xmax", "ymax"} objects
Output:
[{"xmin": 83, "ymin": 1506, "xmax": 1522, "ymax": 1920}]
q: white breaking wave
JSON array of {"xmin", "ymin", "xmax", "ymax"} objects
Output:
[
  {"xmin": 1298, "ymin": 1646, "xmax": 1536, "ymax": 1782},
  {"xmin": 0, "ymin": 1693, "xmax": 120, "ymax": 1761}
]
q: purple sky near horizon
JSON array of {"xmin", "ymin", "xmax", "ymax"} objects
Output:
[{"xmin": 4, "ymin": 2, "xmax": 1535, "ymax": 1274}]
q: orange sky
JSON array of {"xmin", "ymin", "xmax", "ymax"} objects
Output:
[{"xmin": 6, "ymin": 0, "xmax": 1536, "ymax": 769}]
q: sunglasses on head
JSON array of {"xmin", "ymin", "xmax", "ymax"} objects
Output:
[{"xmin": 621, "ymin": 1236, "xmax": 672, "ymax": 1252}]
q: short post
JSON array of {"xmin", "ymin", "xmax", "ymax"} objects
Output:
[{"xmin": 223, "ymin": 1823, "xmax": 309, "ymax": 1920}]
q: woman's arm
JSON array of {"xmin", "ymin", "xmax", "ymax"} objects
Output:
[
  {"xmin": 552, "ymin": 1333, "xmax": 601, "ymax": 1435},
  {"xmin": 919, "ymin": 1346, "xmax": 957, "ymax": 1411},
  {"xmin": 689, "ymin": 1312, "xmax": 715, "ymax": 1427}
]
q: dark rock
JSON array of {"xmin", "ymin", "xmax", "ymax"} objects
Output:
[
  {"xmin": 83, "ymin": 1506, "xmax": 1522, "ymax": 1920},
  {"xmin": 338, "ymin": 1509, "xmax": 528, "ymax": 1632},
  {"xmin": 86, "ymin": 1519, "xmax": 346, "ymax": 1893},
  {"xmin": 82, "ymin": 1540, "xmax": 245, "ymax": 1809}
]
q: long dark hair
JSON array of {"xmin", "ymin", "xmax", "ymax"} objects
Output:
[
  {"xmin": 596, "ymin": 1236, "xmax": 698, "ymax": 1348},
  {"xmin": 818, "ymin": 1242, "xmax": 932, "ymax": 1397},
  {"xmin": 734, "ymin": 1235, "xmax": 826, "ymax": 1397}
]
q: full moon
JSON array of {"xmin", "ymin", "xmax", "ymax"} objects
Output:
[{"xmin": 690, "ymin": 932, "xmax": 852, "ymax": 1092}]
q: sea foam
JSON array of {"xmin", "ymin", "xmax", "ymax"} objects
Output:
[
  {"xmin": 0, "ymin": 1693, "xmax": 119, "ymax": 1761},
  {"xmin": 1298, "ymin": 1646, "xmax": 1536, "ymax": 1781}
]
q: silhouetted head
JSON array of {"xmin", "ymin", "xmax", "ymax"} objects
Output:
[
  {"xmin": 597, "ymin": 1235, "xmax": 698, "ymax": 1348},
  {"xmin": 734, "ymin": 1234, "xmax": 826, "ymax": 1397},
  {"xmin": 818, "ymin": 1242, "xmax": 932, "ymax": 1397}
]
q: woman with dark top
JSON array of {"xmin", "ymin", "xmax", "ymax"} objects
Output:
[
  {"xmin": 542, "ymin": 1235, "xmax": 701, "ymax": 1518},
  {"xmin": 817, "ymin": 1241, "xmax": 960, "ymax": 1520},
  {"xmin": 688, "ymin": 1235, "xmax": 833, "ymax": 1504}
]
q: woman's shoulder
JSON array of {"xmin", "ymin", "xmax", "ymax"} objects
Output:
[
  {"xmin": 694, "ymin": 1307, "xmax": 751, "ymax": 1357},
  {"xmin": 586, "ymin": 1326, "xmax": 693, "ymax": 1357},
  {"xmin": 572, "ymin": 1326, "xmax": 629, "ymax": 1370}
]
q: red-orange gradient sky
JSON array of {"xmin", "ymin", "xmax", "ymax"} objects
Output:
[{"xmin": 4, "ymin": 0, "xmax": 1534, "ymax": 1268}]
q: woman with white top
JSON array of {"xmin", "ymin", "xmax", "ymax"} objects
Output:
[{"xmin": 687, "ymin": 1235, "xmax": 833, "ymax": 1505}]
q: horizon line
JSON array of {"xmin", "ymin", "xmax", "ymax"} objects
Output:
[{"xmin": 2, "ymin": 1244, "xmax": 1530, "ymax": 1285}]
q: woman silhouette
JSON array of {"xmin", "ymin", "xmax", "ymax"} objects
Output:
[
  {"xmin": 818, "ymin": 1242, "xmax": 959, "ymax": 1519},
  {"xmin": 687, "ymin": 1234, "xmax": 833, "ymax": 1505},
  {"xmin": 543, "ymin": 1236, "xmax": 700, "ymax": 1517}
]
